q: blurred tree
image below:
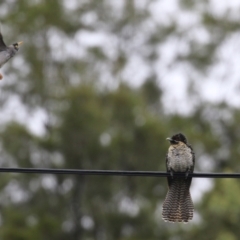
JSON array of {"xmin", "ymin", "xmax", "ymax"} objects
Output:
[
  {"xmin": 0, "ymin": 0, "xmax": 240, "ymax": 239},
  {"xmin": 0, "ymin": 84, "xmax": 171, "ymax": 239}
]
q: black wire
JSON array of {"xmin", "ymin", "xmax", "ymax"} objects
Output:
[{"xmin": 0, "ymin": 167, "xmax": 239, "ymax": 178}]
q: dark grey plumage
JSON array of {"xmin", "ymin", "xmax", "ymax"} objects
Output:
[
  {"xmin": 162, "ymin": 133, "xmax": 195, "ymax": 223},
  {"xmin": 0, "ymin": 29, "xmax": 22, "ymax": 80}
]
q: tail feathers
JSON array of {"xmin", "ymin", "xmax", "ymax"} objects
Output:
[{"xmin": 162, "ymin": 177, "xmax": 194, "ymax": 223}]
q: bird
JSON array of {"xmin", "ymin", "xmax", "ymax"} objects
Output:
[
  {"xmin": 162, "ymin": 133, "xmax": 195, "ymax": 223},
  {"xmin": 0, "ymin": 27, "xmax": 23, "ymax": 80}
]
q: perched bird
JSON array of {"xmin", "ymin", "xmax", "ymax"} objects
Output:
[
  {"xmin": 0, "ymin": 28, "xmax": 23, "ymax": 80},
  {"xmin": 162, "ymin": 133, "xmax": 195, "ymax": 223}
]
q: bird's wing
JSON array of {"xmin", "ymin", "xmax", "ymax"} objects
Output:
[
  {"xmin": 187, "ymin": 143, "xmax": 195, "ymax": 172},
  {"xmin": 0, "ymin": 32, "xmax": 7, "ymax": 51},
  {"xmin": 166, "ymin": 153, "xmax": 173, "ymax": 187}
]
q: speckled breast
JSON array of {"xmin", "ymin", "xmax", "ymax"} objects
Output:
[{"xmin": 167, "ymin": 142, "xmax": 193, "ymax": 172}]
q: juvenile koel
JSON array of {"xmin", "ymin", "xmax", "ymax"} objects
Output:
[{"xmin": 162, "ymin": 133, "xmax": 195, "ymax": 223}]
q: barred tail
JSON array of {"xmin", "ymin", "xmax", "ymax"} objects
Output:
[{"xmin": 162, "ymin": 177, "xmax": 194, "ymax": 223}]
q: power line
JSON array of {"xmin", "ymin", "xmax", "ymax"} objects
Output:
[{"xmin": 0, "ymin": 167, "xmax": 238, "ymax": 178}]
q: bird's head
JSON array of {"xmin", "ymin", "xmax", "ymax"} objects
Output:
[
  {"xmin": 166, "ymin": 133, "xmax": 187, "ymax": 145},
  {"xmin": 12, "ymin": 41, "xmax": 23, "ymax": 51}
]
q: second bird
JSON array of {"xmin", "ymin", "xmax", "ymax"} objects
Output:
[
  {"xmin": 162, "ymin": 133, "xmax": 195, "ymax": 223},
  {"xmin": 0, "ymin": 28, "xmax": 23, "ymax": 80}
]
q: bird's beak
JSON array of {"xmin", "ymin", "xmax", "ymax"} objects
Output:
[
  {"xmin": 166, "ymin": 138, "xmax": 172, "ymax": 141},
  {"xmin": 17, "ymin": 41, "xmax": 23, "ymax": 46}
]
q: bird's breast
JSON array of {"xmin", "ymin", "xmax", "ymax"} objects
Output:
[
  {"xmin": 0, "ymin": 51, "xmax": 11, "ymax": 67},
  {"xmin": 167, "ymin": 143, "xmax": 193, "ymax": 172}
]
